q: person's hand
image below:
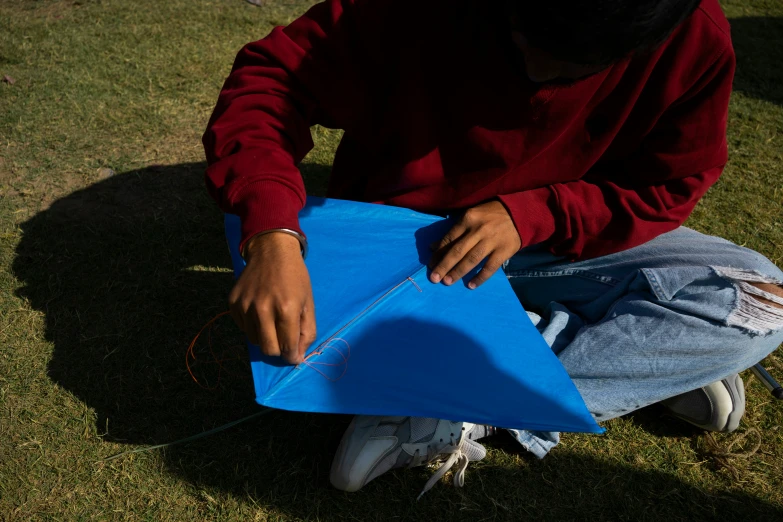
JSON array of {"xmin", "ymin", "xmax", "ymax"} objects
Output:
[
  {"xmin": 228, "ymin": 232, "xmax": 316, "ymax": 364},
  {"xmin": 428, "ymin": 200, "xmax": 521, "ymax": 289}
]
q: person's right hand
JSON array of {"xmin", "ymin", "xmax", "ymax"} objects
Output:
[{"xmin": 228, "ymin": 232, "xmax": 316, "ymax": 365}]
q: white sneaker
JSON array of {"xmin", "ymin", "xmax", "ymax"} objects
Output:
[
  {"xmin": 330, "ymin": 416, "xmax": 493, "ymax": 498},
  {"xmin": 661, "ymin": 374, "xmax": 746, "ymax": 432}
]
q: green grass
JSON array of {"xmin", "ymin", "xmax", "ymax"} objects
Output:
[{"xmin": 1, "ymin": 0, "xmax": 782, "ymax": 520}]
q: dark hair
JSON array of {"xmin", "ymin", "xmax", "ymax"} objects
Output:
[{"xmin": 507, "ymin": 0, "xmax": 703, "ymax": 65}]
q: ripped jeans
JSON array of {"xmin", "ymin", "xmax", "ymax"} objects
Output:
[{"xmin": 503, "ymin": 227, "xmax": 783, "ymax": 458}]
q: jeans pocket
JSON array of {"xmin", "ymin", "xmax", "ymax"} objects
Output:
[{"xmin": 639, "ymin": 266, "xmax": 737, "ymax": 325}]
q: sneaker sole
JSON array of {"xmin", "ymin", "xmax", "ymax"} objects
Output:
[
  {"xmin": 723, "ymin": 374, "xmax": 745, "ymax": 433},
  {"xmin": 664, "ymin": 375, "xmax": 745, "ymax": 432}
]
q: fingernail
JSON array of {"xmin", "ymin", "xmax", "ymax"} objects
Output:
[
  {"xmin": 431, "ymin": 273, "xmax": 441, "ymax": 283},
  {"xmin": 443, "ymin": 275, "xmax": 453, "ymax": 285},
  {"xmin": 468, "ymin": 282, "xmax": 477, "ymax": 290}
]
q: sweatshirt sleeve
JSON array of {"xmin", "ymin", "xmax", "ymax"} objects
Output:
[
  {"xmin": 498, "ymin": 43, "xmax": 736, "ymax": 260},
  {"xmin": 202, "ymin": 0, "xmax": 377, "ymax": 253}
]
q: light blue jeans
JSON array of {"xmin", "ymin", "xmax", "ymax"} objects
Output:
[{"xmin": 503, "ymin": 227, "xmax": 783, "ymax": 458}]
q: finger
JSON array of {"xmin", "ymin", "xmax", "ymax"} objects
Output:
[
  {"xmin": 298, "ymin": 294, "xmax": 317, "ymax": 360},
  {"xmin": 275, "ymin": 306, "xmax": 302, "ymax": 365},
  {"xmin": 430, "ymin": 235, "xmax": 480, "ymax": 284},
  {"xmin": 467, "ymin": 253, "xmax": 505, "ymax": 289},
  {"xmin": 428, "ymin": 221, "xmax": 468, "ymax": 269},
  {"xmin": 256, "ymin": 313, "xmax": 281, "ymax": 358},
  {"xmin": 444, "ymin": 241, "xmax": 489, "ymax": 286}
]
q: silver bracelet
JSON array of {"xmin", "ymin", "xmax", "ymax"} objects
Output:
[{"xmin": 243, "ymin": 228, "xmax": 309, "ymax": 260}]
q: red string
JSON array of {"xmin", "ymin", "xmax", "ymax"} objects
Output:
[
  {"xmin": 186, "ymin": 311, "xmax": 245, "ymax": 390},
  {"xmin": 187, "ymin": 276, "xmax": 423, "ymax": 387},
  {"xmin": 300, "ymin": 338, "xmax": 351, "ymax": 381}
]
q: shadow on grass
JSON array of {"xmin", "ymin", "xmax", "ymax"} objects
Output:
[
  {"xmin": 730, "ymin": 16, "xmax": 783, "ymax": 106},
  {"xmin": 12, "ymin": 163, "xmax": 783, "ymax": 519},
  {"xmin": 12, "ymin": 161, "xmax": 330, "ymax": 445}
]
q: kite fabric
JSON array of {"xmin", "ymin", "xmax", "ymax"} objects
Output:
[{"xmin": 225, "ymin": 197, "xmax": 602, "ymax": 434}]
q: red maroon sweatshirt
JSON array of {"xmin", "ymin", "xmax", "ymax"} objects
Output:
[{"xmin": 203, "ymin": 0, "xmax": 735, "ymax": 260}]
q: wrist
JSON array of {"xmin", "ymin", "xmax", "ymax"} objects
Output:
[{"xmin": 244, "ymin": 230, "xmax": 307, "ymax": 262}]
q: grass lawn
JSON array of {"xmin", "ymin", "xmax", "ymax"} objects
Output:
[{"xmin": 1, "ymin": 0, "xmax": 782, "ymax": 520}]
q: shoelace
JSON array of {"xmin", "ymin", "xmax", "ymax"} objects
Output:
[{"xmin": 416, "ymin": 448, "xmax": 470, "ymax": 500}]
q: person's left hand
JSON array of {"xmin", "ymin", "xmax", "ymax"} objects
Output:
[{"xmin": 428, "ymin": 200, "xmax": 522, "ymax": 289}]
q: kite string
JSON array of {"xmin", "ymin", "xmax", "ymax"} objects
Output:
[
  {"xmin": 187, "ymin": 275, "xmax": 423, "ymax": 386},
  {"xmin": 317, "ymin": 276, "xmax": 422, "ymax": 343},
  {"xmin": 106, "ymin": 274, "xmax": 423, "ymax": 464},
  {"xmin": 98, "ymin": 408, "xmax": 274, "ymax": 463},
  {"xmin": 300, "ymin": 338, "xmax": 351, "ymax": 381},
  {"xmin": 297, "ymin": 276, "xmax": 422, "ymax": 380},
  {"xmin": 186, "ymin": 310, "xmax": 245, "ymax": 390}
]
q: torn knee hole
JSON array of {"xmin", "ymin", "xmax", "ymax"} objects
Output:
[{"xmin": 712, "ymin": 267, "xmax": 783, "ymax": 334}]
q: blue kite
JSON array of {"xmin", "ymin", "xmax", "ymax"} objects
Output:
[{"xmin": 225, "ymin": 197, "xmax": 601, "ymax": 434}]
